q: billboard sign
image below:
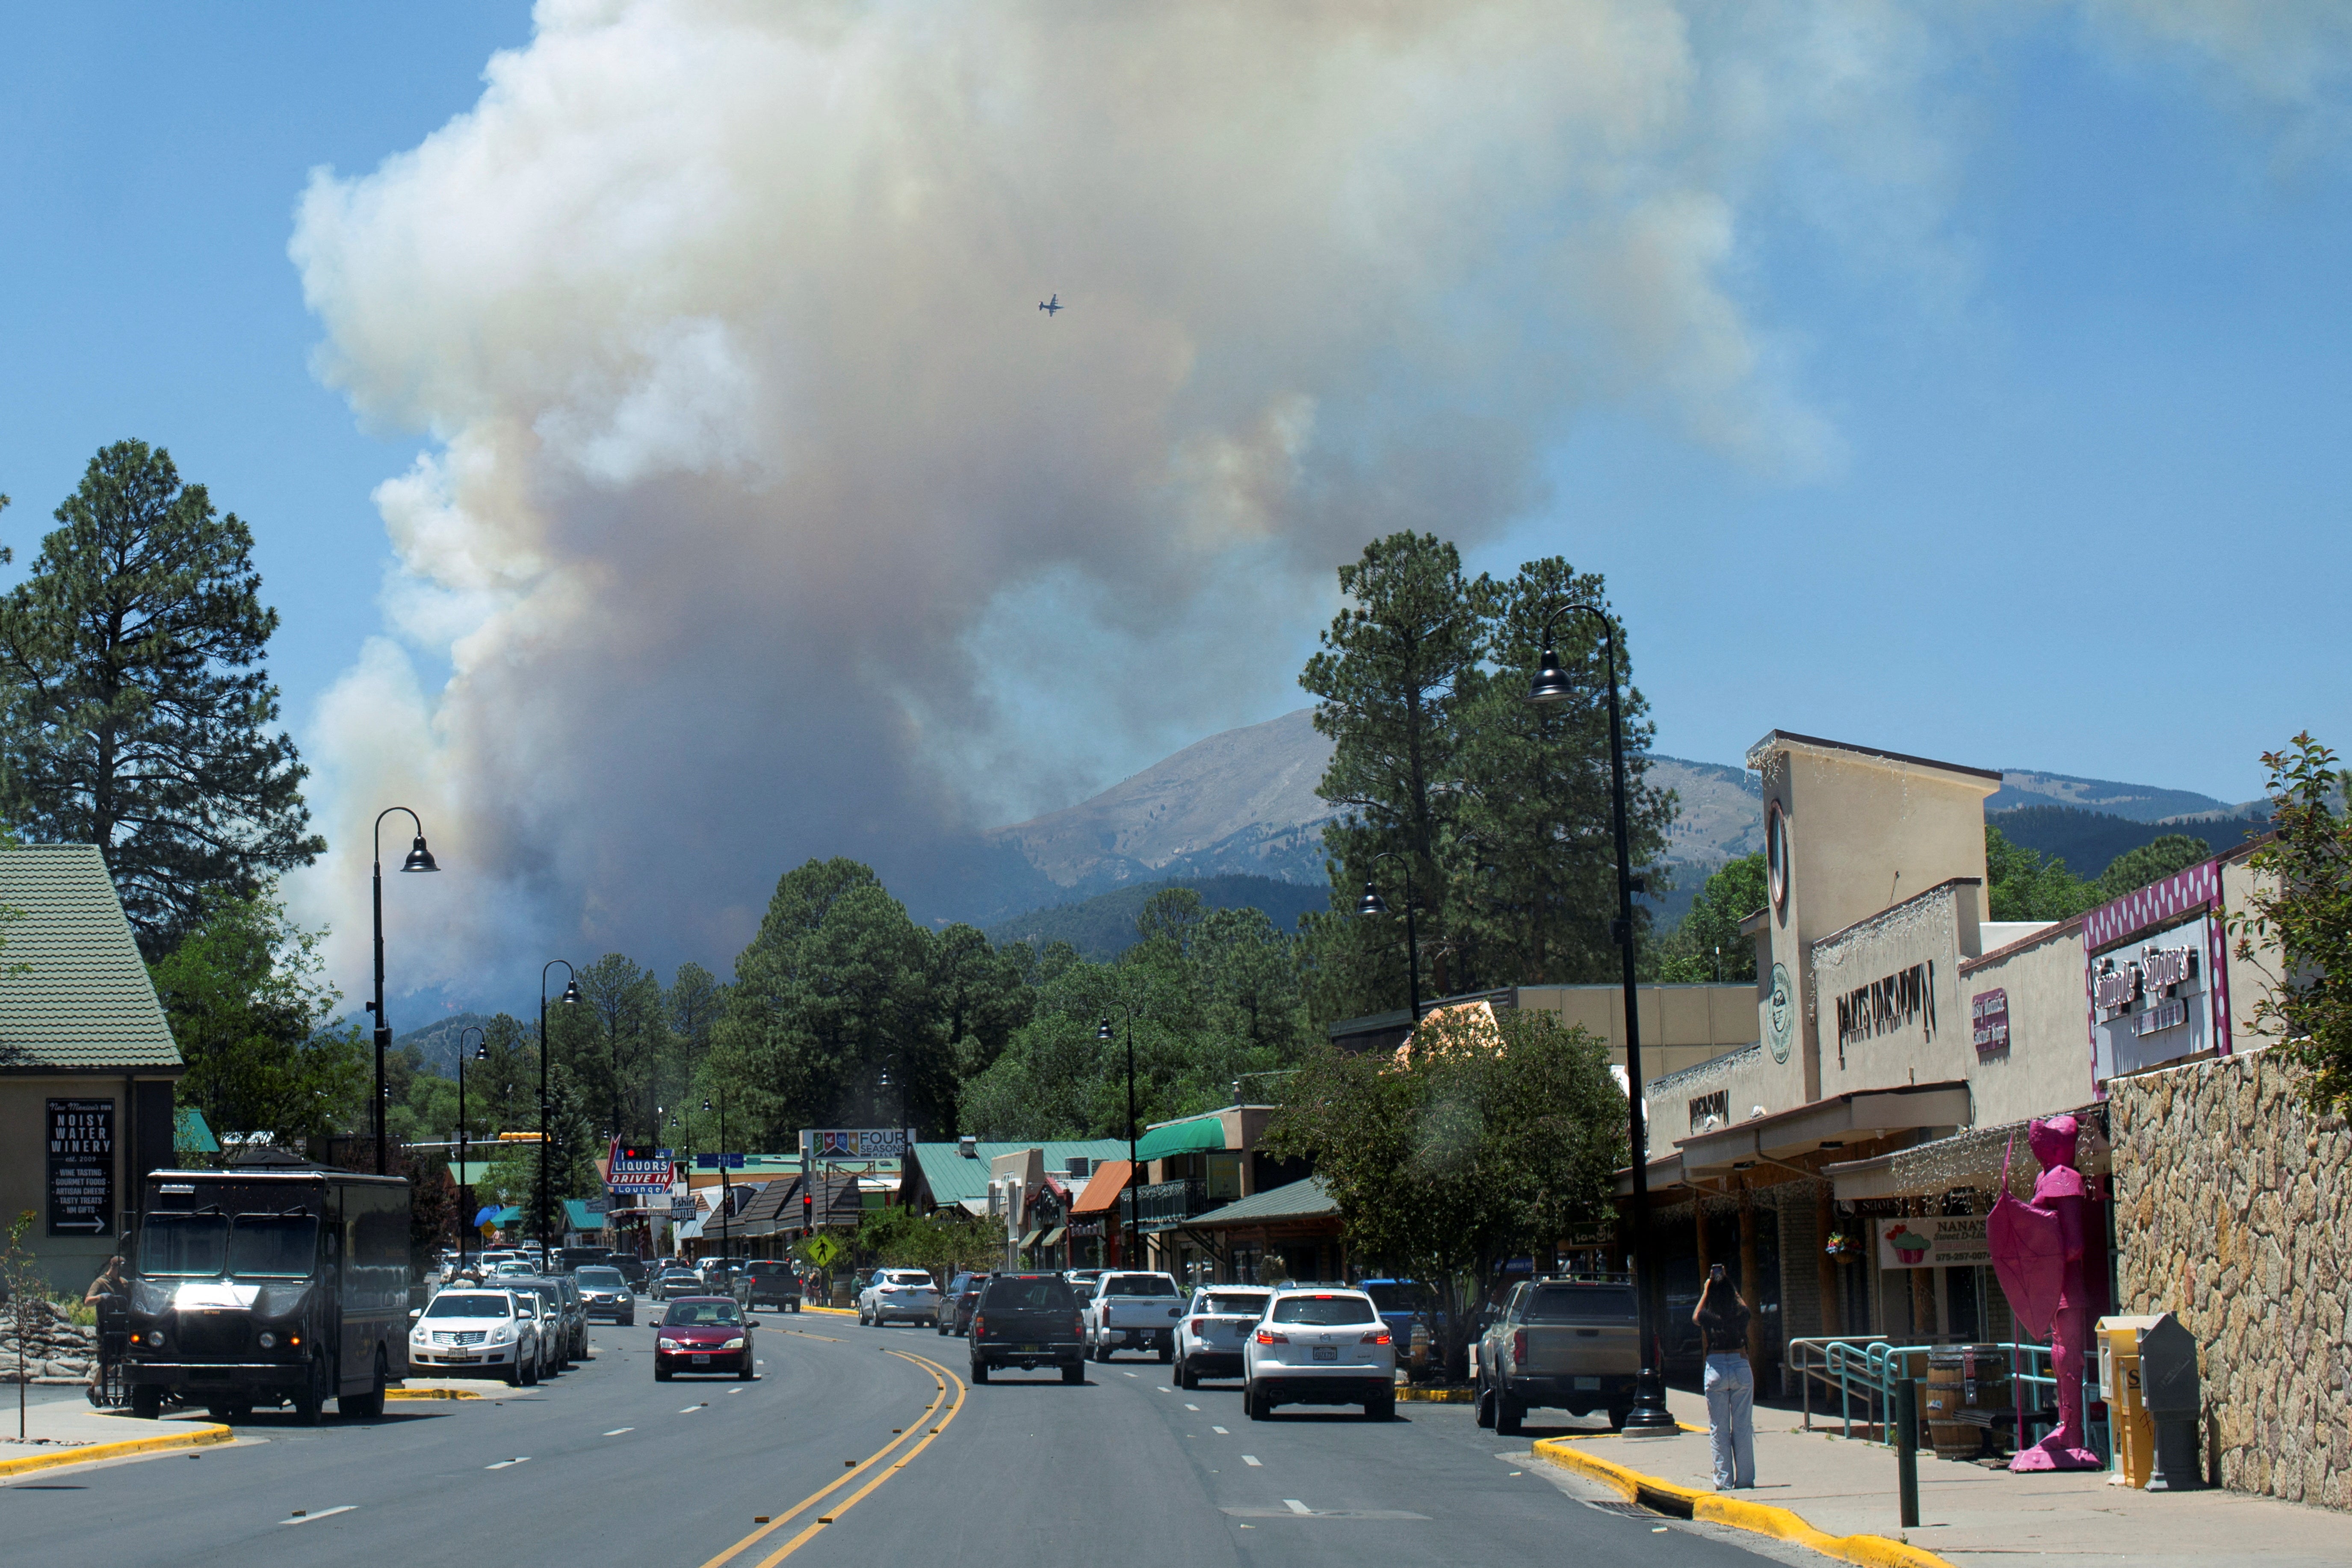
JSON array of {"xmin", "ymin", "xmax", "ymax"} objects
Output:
[
  {"xmin": 801, "ymin": 1128, "xmax": 909, "ymax": 1161},
  {"xmin": 607, "ymin": 1142, "xmax": 676, "ymax": 1195},
  {"xmin": 47, "ymin": 1098, "xmax": 114, "ymax": 1236}
]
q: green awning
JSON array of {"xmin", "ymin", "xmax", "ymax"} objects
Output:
[
  {"xmin": 1133, "ymin": 1116, "xmax": 1226, "ymax": 1162},
  {"xmin": 174, "ymin": 1107, "xmax": 219, "ymax": 1155}
]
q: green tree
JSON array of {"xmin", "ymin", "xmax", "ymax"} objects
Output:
[
  {"xmin": 2228, "ymin": 734, "xmax": 2352, "ymax": 1113},
  {"xmin": 551, "ymin": 953, "xmax": 667, "ymax": 1143},
  {"xmin": 148, "ymin": 885, "xmax": 366, "ymax": 1146},
  {"xmin": 1985, "ymin": 825, "xmax": 2097, "ymax": 921},
  {"xmin": 1451, "ymin": 559, "xmax": 1671, "ymax": 988},
  {"xmin": 2092, "ymin": 834, "xmax": 2211, "ymax": 903},
  {"xmin": 1263, "ymin": 1007, "xmax": 1625, "ymax": 1375},
  {"xmin": 0, "ymin": 442, "xmax": 322, "ymax": 954},
  {"xmin": 1303, "ymin": 533, "xmax": 1486, "ymax": 1008},
  {"xmin": 1652, "ymin": 853, "xmax": 1767, "ymax": 983}
]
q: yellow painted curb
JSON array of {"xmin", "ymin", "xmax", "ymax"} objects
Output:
[
  {"xmin": 1397, "ymin": 1386, "xmax": 1472, "ymax": 1403},
  {"xmin": 1531, "ymin": 1438, "xmax": 1956, "ymax": 1568},
  {"xmin": 386, "ymin": 1388, "xmax": 483, "ymax": 1400},
  {"xmin": 804, "ymin": 1305, "xmax": 857, "ymax": 1317},
  {"xmin": 0, "ymin": 1420, "xmax": 232, "ymax": 1479}
]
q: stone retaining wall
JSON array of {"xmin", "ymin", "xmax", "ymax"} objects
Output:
[{"xmin": 2110, "ymin": 1048, "xmax": 2351, "ymax": 1508}]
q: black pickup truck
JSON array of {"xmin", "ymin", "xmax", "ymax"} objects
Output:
[{"xmin": 968, "ymin": 1273, "xmax": 1084, "ymax": 1384}]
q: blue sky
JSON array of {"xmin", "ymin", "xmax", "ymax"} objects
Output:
[{"xmin": 2, "ymin": 5, "xmax": 2346, "ymax": 1005}]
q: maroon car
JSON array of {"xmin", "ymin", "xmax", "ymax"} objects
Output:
[{"xmin": 654, "ymin": 1296, "xmax": 756, "ymax": 1381}]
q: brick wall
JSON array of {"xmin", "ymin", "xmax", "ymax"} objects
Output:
[{"xmin": 2110, "ymin": 1048, "xmax": 2352, "ymax": 1508}]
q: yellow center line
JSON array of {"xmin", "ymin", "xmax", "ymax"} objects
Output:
[
  {"xmin": 697, "ymin": 1349, "xmax": 965, "ymax": 1568},
  {"xmin": 782, "ymin": 1330, "xmax": 844, "ymax": 1343}
]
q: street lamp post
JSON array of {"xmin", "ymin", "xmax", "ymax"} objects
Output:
[
  {"xmin": 538, "ymin": 960, "xmax": 580, "ymax": 1259},
  {"xmin": 1352, "ymin": 849, "xmax": 1423, "ymax": 1021},
  {"xmin": 368, "ymin": 808, "xmax": 439, "ymax": 1174},
  {"xmin": 1528, "ymin": 602, "xmax": 1676, "ymax": 1435},
  {"xmin": 456, "ymin": 1025, "xmax": 486, "ymax": 1275},
  {"xmin": 1096, "ymin": 1007, "xmax": 1141, "ymax": 1270},
  {"xmin": 703, "ymin": 1093, "xmax": 732, "ymax": 1261}
]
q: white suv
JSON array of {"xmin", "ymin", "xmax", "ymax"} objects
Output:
[
  {"xmin": 858, "ymin": 1269, "xmax": 941, "ymax": 1326},
  {"xmin": 408, "ymin": 1289, "xmax": 541, "ymax": 1386},
  {"xmin": 1242, "ymin": 1287, "xmax": 1395, "ymax": 1420},
  {"xmin": 1174, "ymin": 1285, "xmax": 1271, "ymax": 1388}
]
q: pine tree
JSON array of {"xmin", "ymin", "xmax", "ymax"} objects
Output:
[{"xmin": 0, "ymin": 442, "xmax": 322, "ymax": 954}]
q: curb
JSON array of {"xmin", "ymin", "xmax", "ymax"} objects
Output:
[
  {"xmin": 0, "ymin": 1420, "xmax": 232, "ymax": 1479},
  {"xmin": 1531, "ymin": 1438, "xmax": 1956, "ymax": 1568},
  {"xmin": 804, "ymin": 1305, "xmax": 857, "ymax": 1317},
  {"xmin": 1397, "ymin": 1386, "xmax": 1473, "ymax": 1403},
  {"xmin": 386, "ymin": 1388, "xmax": 483, "ymax": 1401}
]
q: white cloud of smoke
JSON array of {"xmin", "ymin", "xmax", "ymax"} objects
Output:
[{"xmin": 284, "ymin": 0, "xmax": 2330, "ymax": 998}]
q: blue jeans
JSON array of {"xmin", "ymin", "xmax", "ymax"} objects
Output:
[{"xmin": 1705, "ymin": 1352, "xmax": 1755, "ymax": 1489}]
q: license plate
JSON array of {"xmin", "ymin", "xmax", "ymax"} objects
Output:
[
  {"xmin": 692, "ymin": 1354, "xmax": 710, "ymax": 1364},
  {"xmin": 1018, "ymin": 1344, "xmax": 1043, "ymax": 1353},
  {"xmin": 1312, "ymin": 1345, "xmax": 1337, "ymax": 1362},
  {"xmin": 1574, "ymin": 1375, "xmax": 1600, "ymax": 1390}
]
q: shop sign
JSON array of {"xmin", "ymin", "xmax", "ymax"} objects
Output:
[
  {"xmin": 607, "ymin": 1142, "xmax": 675, "ymax": 1195},
  {"xmin": 47, "ymin": 1099, "xmax": 114, "ymax": 1236},
  {"xmin": 1971, "ymin": 988, "xmax": 2009, "ymax": 1058},
  {"xmin": 801, "ymin": 1127, "xmax": 909, "ymax": 1161},
  {"xmin": 669, "ymin": 1196, "xmax": 695, "ymax": 1220},
  {"xmin": 1875, "ymin": 1215, "xmax": 1989, "ymax": 1270},
  {"xmin": 1766, "ymin": 963, "xmax": 1795, "ymax": 1064},
  {"xmin": 2088, "ymin": 912, "xmax": 2224, "ymax": 1087},
  {"xmin": 1836, "ymin": 962, "xmax": 1937, "ymax": 1047}
]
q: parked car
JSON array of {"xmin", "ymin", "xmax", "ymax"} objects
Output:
[
  {"xmin": 408, "ymin": 1288, "xmax": 541, "ymax": 1385},
  {"xmin": 576, "ymin": 1264, "xmax": 635, "ymax": 1325},
  {"xmin": 938, "ymin": 1272, "xmax": 989, "ymax": 1337},
  {"xmin": 967, "ymin": 1272, "xmax": 1084, "ymax": 1384},
  {"xmin": 738, "ymin": 1258, "xmax": 803, "ymax": 1312},
  {"xmin": 497, "ymin": 1278, "xmax": 576, "ymax": 1371},
  {"xmin": 1242, "ymin": 1286, "xmax": 1395, "ymax": 1421},
  {"xmin": 858, "ymin": 1268, "xmax": 941, "ymax": 1327},
  {"xmin": 1174, "ymin": 1285, "xmax": 1271, "ymax": 1388},
  {"xmin": 650, "ymin": 1267, "xmax": 702, "ymax": 1302},
  {"xmin": 1083, "ymin": 1271, "xmax": 1183, "ymax": 1362},
  {"xmin": 1475, "ymin": 1277, "xmax": 1640, "ymax": 1435},
  {"xmin": 1359, "ymin": 1278, "xmax": 1445, "ymax": 1349},
  {"xmin": 655, "ymin": 1296, "xmax": 755, "ymax": 1381}
]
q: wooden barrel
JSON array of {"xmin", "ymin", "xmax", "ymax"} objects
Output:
[{"xmin": 1925, "ymin": 1350, "xmax": 1980, "ymax": 1459}]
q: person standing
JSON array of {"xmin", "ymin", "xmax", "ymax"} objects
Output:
[{"xmin": 1694, "ymin": 1263, "xmax": 1755, "ymax": 1490}]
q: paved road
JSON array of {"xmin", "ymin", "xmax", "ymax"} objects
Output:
[{"xmin": 1, "ymin": 1309, "xmax": 1817, "ymax": 1568}]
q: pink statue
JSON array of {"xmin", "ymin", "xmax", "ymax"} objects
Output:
[{"xmin": 1987, "ymin": 1115, "xmax": 2102, "ymax": 1471}]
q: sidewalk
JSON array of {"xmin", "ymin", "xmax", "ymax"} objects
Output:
[
  {"xmin": 0, "ymin": 1401, "xmax": 228, "ymax": 1478},
  {"xmin": 1535, "ymin": 1388, "xmax": 2352, "ymax": 1568}
]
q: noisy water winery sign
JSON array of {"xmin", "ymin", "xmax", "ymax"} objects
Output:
[{"xmin": 47, "ymin": 1098, "xmax": 114, "ymax": 1236}]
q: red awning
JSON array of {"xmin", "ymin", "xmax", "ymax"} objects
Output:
[{"xmin": 1070, "ymin": 1159, "xmax": 1133, "ymax": 1215}]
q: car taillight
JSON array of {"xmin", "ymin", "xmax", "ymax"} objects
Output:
[
  {"xmin": 1072, "ymin": 1314, "xmax": 1085, "ymax": 1338},
  {"xmin": 1513, "ymin": 1329, "xmax": 1528, "ymax": 1363},
  {"xmin": 972, "ymin": 1315, "xmax": 985, "ymax": 1336},
  {"xmin": 1190, "ymin": 1318, "xmax": 1207, "ymax": 1334},
  {"xmin": 1363, "ymin": 1331, "xmax": 1392, "ymax": 1345},
  {"xmin": 1255, "ymin": 1329, "xmax": 1286, "ymax": 1345}
]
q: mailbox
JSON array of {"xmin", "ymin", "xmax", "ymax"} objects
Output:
[{"xmin": 2139, "ymin": 1314, "xmax": 2203, "ymax": 1492}]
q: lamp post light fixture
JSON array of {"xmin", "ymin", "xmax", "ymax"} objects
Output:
[
  {"xmin": 1352, "ymin": 849, "xmax": 1423, "ymax": 1022},
  {"xmin": 538, "ymin": 960, "xmax": 580, "ymax": 1258},
  {"xmin": 368, "ymin": 808, "xmax": 439, "ymax": 1175},
  {"xmin": 1528, "ymin": 602, "xmax": 1675, "ymax": 1436},
  {"xmin": 456, "ymin": 1025, "xmax": 487, "ymax": 1275},
  {"xmin": 1096, "ymin": 1007, "xmax": 1141, "ymax": 1271}
]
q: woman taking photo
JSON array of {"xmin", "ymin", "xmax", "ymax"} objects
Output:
[{"xmin": 1693, "ymin": 1263, "xmax": 1755, "ymax": 1490}]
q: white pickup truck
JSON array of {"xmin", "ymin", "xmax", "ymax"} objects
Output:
[{"xmin": 1082, "ymin": 1271, "xmax": 1185, "ymax": 1362}]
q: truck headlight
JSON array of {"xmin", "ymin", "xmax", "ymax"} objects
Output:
[
  {"xmin": 258, "ymin": 1332, "xmax": 278, "ymax": 1349},
  {"xmin": 143, "ymin": 1329, "xmax": 166, "ymax": 1349}
]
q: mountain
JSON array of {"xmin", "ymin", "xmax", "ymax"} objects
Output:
[
  {"xmin": 983, "ymin": 874, "xmax": 1331, "ymax": 961},
  {"xmin": 391, "ymin": 1012, "xmax": 499, "ymax": 1078},
  {"xmin": 1988, "ymin": 804, "xmax": 2269, "ymax": 877},
  {"xmin": 1985, "ymin": 769, "xmax": 2240, "ymax": 822}
]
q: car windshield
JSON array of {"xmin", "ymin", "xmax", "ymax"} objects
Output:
[
  {"xmin": 664, "ymin": 1302, "xmax": 741, "ymax": 1326},
  {"xmin": 425, "ymin": 1293, "xmax": 520, "ymax": 1319},
  {"xmin": 1524, "ymin": 1285, "xmax": 1637, "ymax": 1323},
  {"xmin": 577, "ymin": 1267, "xmax": 625, "ymax": 1287},
  {"xmin": 886, "ymin": 1272, "xmax": 932, "ymax": 1286},
  {"xmin": 1104, "ymin": 1274, "xmax": 1176, "ymax": 1297},
  {"xmin": 226, "ymin": 1214, "xmax": 318, "ymax": 1279},
  {"xmin": 1362, "ymin": 1282, "xmax": 1434, "ymax": 1313},
  {"xmin": 1272, "ymin": 1294, "xmax": 1378, "ymax": 1326},
  {"xmin": 1202, "ymin": 1293, "xmax": 1270, "ymax": 1316},
  {"xmin": 981, "ymin": 1275, "xmax": 1075, "ymax": 1311},
  {"xmin": 139, "ymin": 1213, "xmax": 228, "ymax": 1277}
]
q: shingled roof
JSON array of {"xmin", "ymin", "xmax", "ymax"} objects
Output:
[{"xmin": 0, "ymin": 845, "xmax": 180, "ymax": 1070}]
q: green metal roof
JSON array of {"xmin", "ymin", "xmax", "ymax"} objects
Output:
[
  {"xmin": 1185, "ymin": 1175, "xmax": 1334, "ymax": 1228},
  {"xmin": 1133, "ymin": 1115, "xmax": 1227, "ymax": 1162},
  {"xmin": 907, "ymin": 1140, "xmax": 1133, "ymax": 1208},
  {"xmin": 0, "ymin": 845, "xmax": 180, "ymax": 1069},
  {"xmin": 174, "ymin": 1106, "xmax": 218, "ymax": 1153},
  {"xmin": 563, "ymin": 1199, "xmax": 603, "ymax": 1230}
]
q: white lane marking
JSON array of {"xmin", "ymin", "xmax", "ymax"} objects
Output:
[
  {"xmin": 1156, "ymin": 1387, "xmax": 1172, "ymax": 1394},
  {"xmin": 1123, "ymin": 1371, "xmax": 1138, "ymax": 1378},
  {"xmin": 728, "ymin": 1388, "xmax": 744, "ymax": 1394},
  {"xmin": 603, "ymin": 1428, "xmax": 633, "ymax": 1436},
  {"xmin": 279, "ymin": 1506, "xmax": 356, "ymax": 1525},
  {"xmin": 1211, "ymin": 1426, "xmax": 1229, "ymax": 1434},
  {"xmin": 1242, "ymin": 1455, "xmax": 1262, "ymax": 1467},
  {"xmin": 484, "ymin": 1458, "xmax": 531, "ymax": 1470},
  {"xmin": 1185, "ymin": 1403, "xmax": 1200, "ymax": 1411},
  {"xmin": 1284, "ymin": 1499, "xmax": 1311, "ymax": 1515}
]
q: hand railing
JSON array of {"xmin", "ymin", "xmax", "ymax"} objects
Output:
[{"xmin": 1791, "ymin": 1331, "xmax": 2108, "ymax": 1468}]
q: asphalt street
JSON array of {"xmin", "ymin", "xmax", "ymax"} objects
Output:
[{"xmin": 1, "ymin": 1311, "xmax": 1823, "ymax": 1568}]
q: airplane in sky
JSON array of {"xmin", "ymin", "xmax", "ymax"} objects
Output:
[{"xmin": 1039, "ymin": 294, "xmax": 1061, "ymax": 315}]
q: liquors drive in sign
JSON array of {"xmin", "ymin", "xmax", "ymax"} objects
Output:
[
  {"xmin": 1875, "ymin": 1215, "xmax": 1991, "ymax": 1271},
  {"xmin": 47, "ymin": 1098, "xmax": 114, "ymax": 1236}
]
